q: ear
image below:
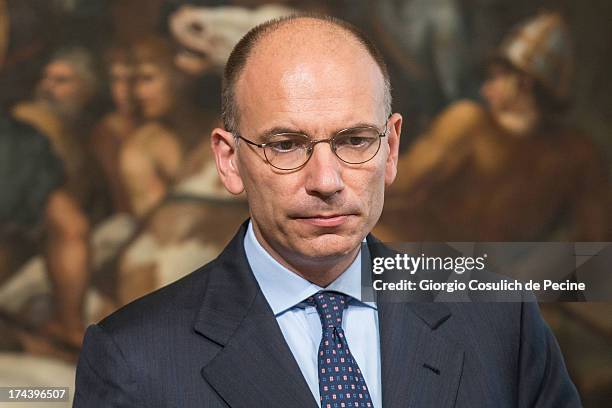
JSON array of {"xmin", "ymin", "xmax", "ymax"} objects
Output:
[
  {"xmin": 211, "ymin": 127, "xmax": 245, "ymax": 195},
  {"xmin": 384, "ymin": 113, "xmax": 402, "ymax": 186}
]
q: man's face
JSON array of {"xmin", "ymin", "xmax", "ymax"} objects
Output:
[
  {"xmin": 134, "ymin": 62, "xmax": 175, "ymax": 119},
  {"xmin": 223, "ymin": 36, "xmax": 400, "ymax": 267},
  {"xmin": 37, "ymin": 60, "xmax": 89, "ymax": 116},
  {"xmin": 480, "ymin": 64, "xmax": 521, "ymax": 113}
]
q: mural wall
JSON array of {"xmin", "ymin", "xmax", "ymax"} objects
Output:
[{"xmin": 0, "ymin": 1, "xmax": 610, "ymax": 406}]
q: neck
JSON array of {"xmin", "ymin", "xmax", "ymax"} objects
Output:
[{"xmin": 252, "ymin": 223, "xmax": 360, "ymax": 287}]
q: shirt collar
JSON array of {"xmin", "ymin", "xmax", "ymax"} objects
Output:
[{"xmin": 244, "ymin": 220, "xmax": 376, "ymax": 316}]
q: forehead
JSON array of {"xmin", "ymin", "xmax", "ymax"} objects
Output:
[
  {"xmin": 111, "ymin": 63, "xmax": 133, "ymax": 75},
  {"xmin": 136, "ymin": 62, "xmax": 167, "ymax": 76},
  {"xmin": 235, "ymin": 25, "xmax": 386, "ymax": 134},
  {"xmin": 45, "ymin": 61, "xmax": 77, "ymax": 77},
  {"xmin": 487, "ymin": 62, "xmax": 517, "ymax": 77}
]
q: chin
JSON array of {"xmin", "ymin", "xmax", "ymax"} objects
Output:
[{"xmin": 298, "ymin": 233, "xmax": 361, "ymax": 260}]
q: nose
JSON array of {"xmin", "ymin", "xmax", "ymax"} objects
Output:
[{"xmin": 303, "ymin": 142, "xmax": 345, "ymax": 198}]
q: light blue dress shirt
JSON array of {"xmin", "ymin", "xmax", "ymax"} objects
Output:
[{"xmin": 244, "ymin": 221, "xmax": 382, "ymax": 408}]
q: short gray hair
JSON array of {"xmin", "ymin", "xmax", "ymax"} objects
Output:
[{"xmin": 50, "ymin": 47, "xmax": 99, "ymax": 96}]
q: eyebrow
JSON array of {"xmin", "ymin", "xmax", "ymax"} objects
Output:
[
  {"xmin": 258, "ymin": 127, "xmax": 307, "ymax": 142},
  {"xmin": 256, "ymin": 121, "xmax": 383, "ymax": 142}
]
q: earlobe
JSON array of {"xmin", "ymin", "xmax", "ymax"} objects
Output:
[{"xmin": 210, "ymin": 128, "xmax": 245, "ymax": 195}]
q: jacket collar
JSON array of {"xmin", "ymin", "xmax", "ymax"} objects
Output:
[{"xmin": 195, "ymin": 221, "xmax": 462, "ymax": 407}]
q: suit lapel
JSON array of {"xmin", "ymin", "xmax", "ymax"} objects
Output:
[
  {"xmin": 368, "ymin": 236, "xmax": 465, "ymax": 408},
  {"xmin": 195, "ymin": 222, "xmax": 317, "ymax": 408},
  {"xmin": 378, "ymin": 302, "xmax": 464, "ymax": 407},
  {"xmin": 195, "ymin": 226, "xmax": 464, "ymax": 407}
]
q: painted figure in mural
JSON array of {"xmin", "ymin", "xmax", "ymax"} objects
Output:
[
  {"xmin": 12, "ymin": 48, "xmax": 100, "ymax": 207},
  {"xmin": 90, "ymin": 45, "xmax": 140, "ymax": 215},
  {"xmin": 118, "ymin": 36, "xmax": 219, "ymax": 218},
  {"xmin": 378, "ymin": 11, "xmax": 609, "ymax": 242},
  {"xmin": 0, "ymin": 1, "xmax": 89, "ymax": 354}
]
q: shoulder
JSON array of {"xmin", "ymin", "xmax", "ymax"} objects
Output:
[
  {"xmin": 131, "ymin": 122, "xmax": 176, "ymax": 142},
  {"xmin": 96, "ymin": 258, "xmax": 217, "ymax": 340},
  {"xmin": 75, "ymin": 261, "xmax": 220, "ymax": 406},
  {"xmin": 0, "ymin": 116, "xmax": 61, "ymax": 166},
  {"xmin": 444, "ymin": 301, "xmax": 524, "ymax": 337},
  {"xmin": 415, "ymin": 100, "xmax": 492, "ymax": 148},
  {"xmin": 92, "ymin": 113, "xmax": 133, "ymax": 140},
  {"xmin": 433, "ymin": 100, "xmax": 490, "ymax": 132},
  {"xmin": 438, "ymin": 300, "xmax": 555, "ymax": 368},
  {"xmin": 439, "ymin": 301, "xmax": 579, "ymax": 405},
  {"xmin": 1, "ymin": 116, "xmax": 43, "ymax": 145},
  {"xmin": 11, "ymin": 101, "xmax": 62, "ymax": 136},
  {"xmin": 443, "ymin": 99, "xmax": 487, "ymax": 120},
  {"xmin": 125, "ymin": 122, "xmax": 181, "ymax": 154},
  {"xmin": 11, "ymin": 101, "xmax": 45, "ymax": 120}
]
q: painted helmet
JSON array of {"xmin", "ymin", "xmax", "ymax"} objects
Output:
[{"xmin": 498, "ymin": 11, "xmax": 573, "ymax": 102}]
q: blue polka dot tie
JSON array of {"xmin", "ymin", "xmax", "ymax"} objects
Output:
[{"xmin": 308, "ymin": 291, "xmax": 373, "ymax": 408}]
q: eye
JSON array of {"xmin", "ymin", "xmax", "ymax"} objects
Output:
[
  {"xmin": 347, "ymin": 136, "xmax": 368, "ymax": 147},
  {"xmin": 267, "ymin": 137, "xmax": 307, "ymax": 153},
  {"xmin": 335, "ymin": 130, "xmax": 378, "ymax": 149}
]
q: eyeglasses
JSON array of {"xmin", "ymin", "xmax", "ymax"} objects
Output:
[{"xmin": 235, "ymin": 124, "xmax": 388, "ymax": 171}]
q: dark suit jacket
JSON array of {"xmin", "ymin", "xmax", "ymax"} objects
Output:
[{"xmin": 74, "ymin": 221, "xmax": 581, "ymax": 407}]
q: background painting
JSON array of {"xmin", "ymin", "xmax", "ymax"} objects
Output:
[{"xmin": 0, "ymin": 1, "xmax": 610, "ymax": 406}]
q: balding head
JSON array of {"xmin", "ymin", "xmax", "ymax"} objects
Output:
[
  {"xmin": 211, "ymin": 14, "xmax": 401, "ymax": 280},
  {"xmin": 222, "ymin": 14, "xmax": 391, "ymax": 134}
]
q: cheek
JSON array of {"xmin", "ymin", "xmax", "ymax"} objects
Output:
[
  {"xmin": 367, "ymin": 168, "xmax": 387, "ymax": 210},
  {"xmin": 141, "ymin": 82, "xmax": 172, "ymax": 115},
  {"xmin": 353, "ymin": 163, "xmax": 387, "ymax": 222},
  {"xmin": 137, "ymin": 78, "xmax": 162, "ymax": 99},
  {"xmin": 113, "ymin": 81, "xmax": 129, "ymax": 101},
  {"xmin": 488, "ymin": 78, "xmax": 518, "ymax": 108},
  {"xmin": 245, "ymin": 173, "xmax": 298, "ymax": 211},
  {"xmin": 240, "ymin": 160, "xmax": 302, "ymax": 218},
  {"xmin": 147, "ymin": 82, "xmax": 163, "ymax": 102},
  {"xmin": 482, "ymin": 81, "xmax": 498, "ymax": 102},
  {"xmin": 134, "ymin": 82, "xmax": 147, "ymax": 100},
  {"xmin": 158, "ymin": 81, "xmax": 176, "ymax": 110},
  {"xmin": 57, "ymin": 84, "xmax": 79, "ymax": 102}
]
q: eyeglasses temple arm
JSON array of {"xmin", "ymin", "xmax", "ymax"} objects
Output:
[{"xmin": 237, "ymin": 135, "xmax": 265, "ymax": 148}]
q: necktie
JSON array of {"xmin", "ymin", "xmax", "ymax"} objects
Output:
[{"xmin": 308, "ymin": 291, "xmax": 373, "ymax": 408}]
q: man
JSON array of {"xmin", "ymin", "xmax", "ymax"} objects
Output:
[
  {"xmin": 74, "ymin": 15, "xmax": 580, "ymax": 407},
  {"xmin": 378, "ymin": 11, "xmax": 609, "ymax": 242},
  {"xmin": 90, "ymin": 44, "xmax": 139, "ymax": 215},
  {"xmin": 12, "ymin": 47, "xmax": 100, "ymax": 206}
]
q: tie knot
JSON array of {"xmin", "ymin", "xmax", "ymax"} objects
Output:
[{"xmin": 307, "ymin": 291, "xmax": 348, "ymax": 329}]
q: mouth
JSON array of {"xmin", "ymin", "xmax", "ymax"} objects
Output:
[{"xmin": 294, "ymin": 213, "xmax": 356, "ymax": 228}]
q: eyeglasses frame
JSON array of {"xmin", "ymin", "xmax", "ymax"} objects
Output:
[{"xmin": 234, "ymin": 122, "xmax": 389, "ymax": 171}]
